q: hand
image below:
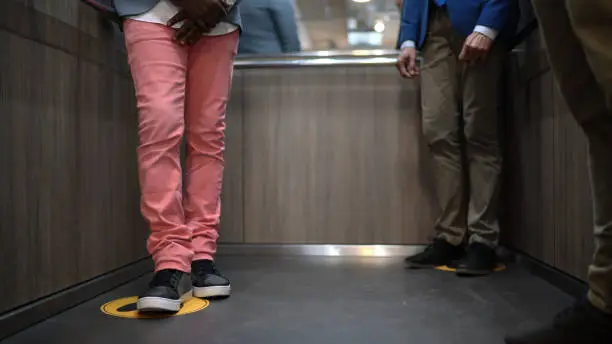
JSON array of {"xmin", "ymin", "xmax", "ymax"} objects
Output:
[
  {"xmin": 174, "ymin": 18, "xmax": 204, "ymax": 46},
  {"xmin": 458, "ymin": 32, "xmax": 493, "ymax": 64},
  {"xmin": 396, "ymin": 47, "xmax": 419, "ymax": 78},
  {"xmin": 168, "ymin": 0, "xmax": 229, "ymax": 33}
]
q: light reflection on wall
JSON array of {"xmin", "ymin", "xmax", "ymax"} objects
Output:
[
  {"xmin": 235, "ymin": 0, "xmax": 400, "ymax": 55},
  {"xmin": 348, "ymin": 32, "xmax": 383, "ymax": 46},
  {"xmin": 293, "ymin": 0, "xmax": 399, "ymax": 51},
  {"xmin": 348, "ymin": 0, "xmax": 399, "ymax": 49}
]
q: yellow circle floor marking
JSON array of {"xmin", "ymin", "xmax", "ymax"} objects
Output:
[
  {"xmin": 435, "ymin": 264, "xmax": 506, "ymax": 272},
  {"xmin": 101, "ymin": 296, "xmax": 209, "ymax": 319}
]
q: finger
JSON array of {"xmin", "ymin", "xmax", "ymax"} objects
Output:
[
  {"xmin": 472, "ymin": 44, "xmax": 488, "ymax": 63},
  {"xmin": 397, "ymin": 61, "xmax": 412, "ymax": 78},
  {"xmin": 211, "ymin": 1, "xmax": 230, "ymax": 20},
  {"xmin": 471, "ymin": 49, "xmax": 485, "ymax": 65},
  {"xmin": 176, "ymin": 32, "xmax": 189, "ymax": 45},
  {"xmin": 477, "ymin": 49, "xmax": 488, "ymax": 63},
  {"xmin": 459, "ymin": 44, "xmax": 468, "ymax": 60},
  {"xmin": 460, "ymin": 33, "xmax": 479, "ymax": 59},
  {"xmin": 175, "ymin": 25, "xmax": 188, "ymax": 43},
  {"xmin": 466, "ymin": 46, "xmax": 478, "ymax": 62},
  {"xmin": 168, "ymin": 11, "xmax": 187, "ymax": 27},
  {"xmin": 468, "ymin": 49, "xmax": 479, "ymax": 65},
  {"xmin": 211, "ymin": 0, "xmax": 229, "ymax": 14},
  {"xmin": 480, "ymin": 41, "xmax": 492, "ymax": 61},
  {"xmin": 175, "ymin": 28, "xmax": 186, "ymax": 44},
  {"xmin": 192, "ymin": 2, "xmax": 222, "ymax": 20},
  {"xmin": 408, "ymin": 56, "xmax": 419, "ymax": 76},
  {"xmin": 175, "ymin": 22, "xmax": 195, "ymax": 44},
  {"xmin": 194, "ymin": 18, "xmax": 212, "ymax": 32},
  {"xmin": 186, "ymin": 26, "xmax": 202, "ymax": 45}
]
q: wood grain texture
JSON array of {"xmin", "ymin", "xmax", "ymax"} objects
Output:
[
  {"xmin": 239, "ymin": 66, "xmax": 436, "ymax": 244},
  {"xmin": 218, "ymin": 70, "xmax": 245, "ymax": 243},
  {"xmin": 0, "ymin": 1, "xmax": 146, "ymax": 314},
  {"xmin": 502, "ymin": 29, "xmax": 595, "ymax": 281},
  {"xmin": 552, "ymin": 83, "xmax": 593, "ymax": 280},
  {"xmin": 502, "ymin": 61, "xmax": 554, "ymax": 264}
]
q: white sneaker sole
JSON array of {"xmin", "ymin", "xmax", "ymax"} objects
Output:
[
  {"xmin": 137, "ymin": 297, "xmax": 182, "ymax": 313},
  {"xmin": 193, "ymin": 285, "xmax": 231, "ymax": 298}
]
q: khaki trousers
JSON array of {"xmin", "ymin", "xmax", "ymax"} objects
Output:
[
  {"xmin": 420, "ymin": 6, "xmax": 505, "ymax": 247},
  {"xmin": 532, "ymin": 0, "xmax": 612, "ymax": 313}
]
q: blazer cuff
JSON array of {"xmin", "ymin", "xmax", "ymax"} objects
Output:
[
  {"xmin": 400, "ymin": 40, "xmax": 416, "ymax": 49},
  {"xmin": 473, "ymin": 25, "xmax": 498, "ymax": 41}
]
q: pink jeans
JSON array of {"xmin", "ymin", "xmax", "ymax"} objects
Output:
[{"xmin": 123, "ymin": 19, "xmax": 239, "ymax": 273}]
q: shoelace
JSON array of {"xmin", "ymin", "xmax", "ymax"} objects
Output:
[
  {"xmin": 422, "ymin": 242, "xmax": 438, "ymax": 253},
  {"xmin": 193, "ymin": 261, "xmax": 219, "ymax": 276},
  {"xmin": 421, "ymin": 241, "xmax": 445, "ymax": 256},
  {"xmin": 150, "ymin": 270, "xmax": 181, "ymax": 288}
]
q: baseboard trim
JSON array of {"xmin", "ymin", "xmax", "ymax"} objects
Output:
[
  {"xmin": 217, "ymin": 244, "xmax": 426, "ymax": 257},
  {"xmin": 503, "ymin": 248, "xmax": 588, "ymax": 299},
  {"xmin": 0, "ymin": 258, "xmax": 153, "ymax": 341}
]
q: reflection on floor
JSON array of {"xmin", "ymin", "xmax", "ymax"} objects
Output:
[{"xmin": 3, "ymin": 256, "xmax": 572, "ymax": 344}]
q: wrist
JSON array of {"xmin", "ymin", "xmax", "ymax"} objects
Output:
[
  {"xmin": 400, "ymin": 40, "xmax": 415, "ymax": 50},
  {"xmin": 473, "ymin": 25, "xmax": 498, "ymax": 41}
]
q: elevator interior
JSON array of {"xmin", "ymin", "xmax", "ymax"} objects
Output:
[{"xmin": 0, "ymin": 1, "xmax": 594, "ymax": 343}]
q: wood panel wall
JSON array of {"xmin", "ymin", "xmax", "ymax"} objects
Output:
[
  {"xmin": 502, "ymin": 29, "xmax": 594, "ymax": 280},
  {"xmin": 224, "ymin": 66, "xmax": 437, "ymax": 245},
  {"xmin": 218, "ymin": 70, "xmax": 245, "ymax": 243},
  {"xmin": 0, "ymin": 1, "xmax": 148, "ymax": 314}
]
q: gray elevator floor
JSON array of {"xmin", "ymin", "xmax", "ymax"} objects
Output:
[{"xmin": 3, "ymin": 256, "xmax": 573, "ymax": 344}]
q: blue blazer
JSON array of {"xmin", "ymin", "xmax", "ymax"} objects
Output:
[
  {"xmin": 237, "ymin": 0, "xmax": 301, "ymax": 54},
  {"xmin": 398, "ymin": 0, "xmax": 519, "ymax": 49}
]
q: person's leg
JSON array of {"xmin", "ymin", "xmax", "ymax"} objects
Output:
[
  {"xmin": 455, "ymin": 41, "xmax": 506, "ymax": 276},
  {"xmin": 405, "ymin": 6, "xmax": 466, "ymax": 269},
  {"xmin": 566, "ymin": 0, "xmax": 612, "ymax": 315},
  {"xmin": 183, "ymin": 30, "xmax": 239, "ymax": 298},
  {"xmin": 505, "ymin": 0, "xmax": 612, "ymax": 342},
  {"xmin": 123, "ymin": 19, "xmax": 192, "ymax": 312},
  {"xmin": 567, "ymin": 0, "xmax": 612, "ymax": 100}
]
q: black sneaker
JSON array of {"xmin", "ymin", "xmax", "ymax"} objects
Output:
[
  {"xmin": 405, "ymin": 239, "xmax": 464, "ymax": 269},
  {"xmin": 455, "ymin": 242, "xmax": 497, "ymax": 276},
  {"xmin": 192, "ymin": 260, "xmax": 231, "ymax": 298},
  {"xmin": 504, "ymin": 299, "xmax": 612, "ymax": 344},
  {"xmin": 137, "ymin": 269, "xmax": 189, "ymax": 312}
]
